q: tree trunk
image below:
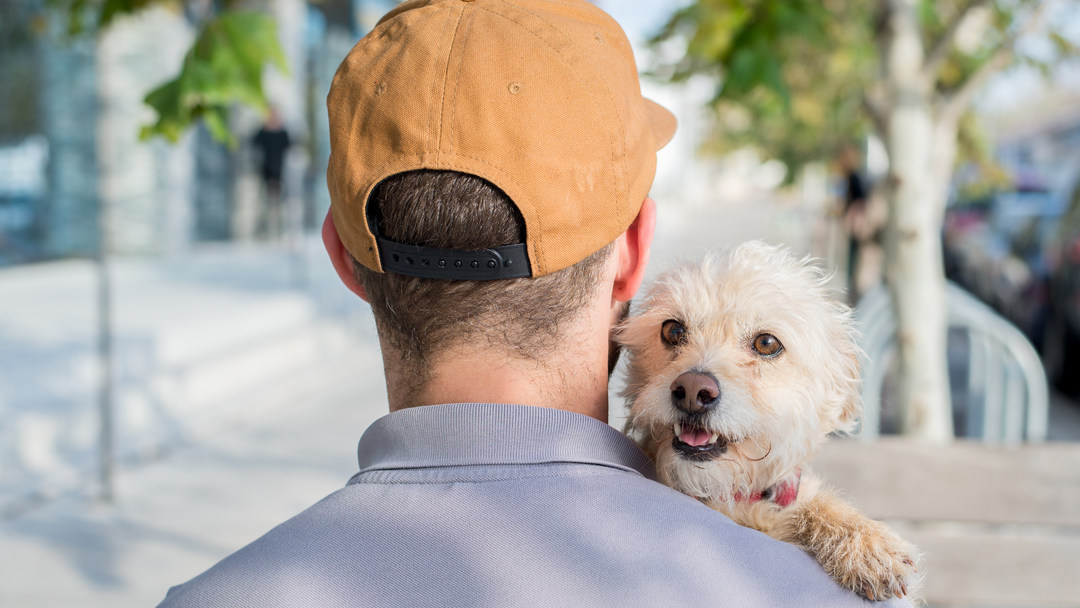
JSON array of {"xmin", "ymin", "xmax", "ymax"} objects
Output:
[{"xmin": 879, "ymin": 0, "xmax": 954, "ymax": 442}]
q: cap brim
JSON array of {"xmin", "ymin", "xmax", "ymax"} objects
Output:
[{"xmin": 644, "ymin": 98, "xmax": 677, "ymax": 150}]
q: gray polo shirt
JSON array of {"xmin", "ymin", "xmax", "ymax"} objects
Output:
[{"xmin": 158, "ymin": 403, "xmax": 908, "ymax": 607}]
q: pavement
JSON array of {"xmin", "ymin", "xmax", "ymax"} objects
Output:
[
  {"xmin": 1, "ymin": 193, "xmax": 1079, "ymax": 607},
  {"xmin": 816, "ymin": 439, "xmax": 1080, "ymax": 607},
  {"xmin": 0, "ymin": 237, "xmax": 369, "ymax": 514}
]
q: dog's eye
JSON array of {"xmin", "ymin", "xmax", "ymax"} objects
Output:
[
  {"xmin": 661, "ymin": 320, "xmax": 687, "ymax": 347},
  {"xmin": 752, "ymin": 333, "xmax": 783, "ymax": 357}
]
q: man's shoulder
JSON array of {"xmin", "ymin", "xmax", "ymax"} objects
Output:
[{"xmin": 158, "ymin": 475, "xmax": 907, "ymax": 608}]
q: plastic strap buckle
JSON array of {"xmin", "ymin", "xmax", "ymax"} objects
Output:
[{"xmin": 375, "ymin": 236, "xmax": 531, "ymax": 280}]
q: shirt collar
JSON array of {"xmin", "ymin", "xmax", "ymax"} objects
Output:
[{"xmin": 354, "ymin": 403, "xmax": 656, "ymax": 480}]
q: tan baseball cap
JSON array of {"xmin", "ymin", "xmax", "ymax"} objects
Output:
[{"xmin": 326, "ymin": 0, "xmax": 676, "ymax": 279}]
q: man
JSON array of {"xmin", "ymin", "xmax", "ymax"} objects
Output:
[
  {"xmin": 836, "ymin": 143, "xmax": 874, "ymax": 301},
  {"xmin": 158, "ymin": 1, "xmax": 911, "ymax": 605},
  {"xmin": 252, "ymin": 107, "xmax": 291, "ymax": 238}
]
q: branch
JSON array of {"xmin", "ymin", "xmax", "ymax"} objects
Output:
[
  {"xmin": 938, "ymin": 0, "xmax": 1058, "ymax": 122},
  {"xmin": 862, "ymin": 86, "xmax": 888, "ymax": 138},
  {"xmin": 921, "ymin": 0, "xmax": 991, "ymax": 84}
]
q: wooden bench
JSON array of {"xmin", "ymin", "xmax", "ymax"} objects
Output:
[{"xmin": 815, "ymin": 438, "xmax": 1080, "ymax": 607}]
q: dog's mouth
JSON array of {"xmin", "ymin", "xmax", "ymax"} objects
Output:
[{"xmin": 672, "ymin": 422, "xmax": 729, "ymax": 460}]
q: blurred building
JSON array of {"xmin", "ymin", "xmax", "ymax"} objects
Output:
[
  {"xmin": 993, "ymin": 90, "xmax": 1080, "ymax": 193},
  {"xmin": 0, "ymin": 0, "xmax": 398, "ymax": 267}
]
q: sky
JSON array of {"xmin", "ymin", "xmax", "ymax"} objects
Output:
[{"xmin": 596, "ymin": 0, "xmax": 687, "ymax": 44}]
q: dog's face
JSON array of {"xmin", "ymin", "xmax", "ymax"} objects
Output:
[{"xmin": 617, "ymin": 242, "xmax": 861, "ymax": 501}]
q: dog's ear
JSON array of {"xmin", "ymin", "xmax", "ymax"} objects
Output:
[
  {"xmin": 817, "ymin": 349, "xmax": 862, "ymax": 435},
  {"xmin": 836, "ymin": 348, "xmax": 863, "ymax": 429},
  {"xmin": 821, "ymin": 300, "xmax": 864, "ymax": 433}
]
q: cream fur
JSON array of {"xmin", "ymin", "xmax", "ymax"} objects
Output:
[{"xmin": 618, "ymin": 241, "xmax": 921, "ymax": 602}]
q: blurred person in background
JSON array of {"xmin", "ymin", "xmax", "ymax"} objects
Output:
[
  {"xmin": 837, "ymin": 142, "xmax": 883, "ymax": 302},
  {"xmin": 252, "ymin": 106, "xmax": 291, "ymax": 239}
]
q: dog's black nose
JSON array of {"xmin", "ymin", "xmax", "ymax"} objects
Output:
[{"xmin": 670, "ymin": 372, "xmax": 720, "ymax": 415}]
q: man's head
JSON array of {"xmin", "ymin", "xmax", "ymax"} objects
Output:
[
  {"xmin": 837, "ymin": 143, "xmax": 862, "ymax": 173},
  {"xmin": 349, "ymin": 169, "xmax": 615, "ymax": 382},
  {"xmin": 265, "ymin": 106, "xmax": 282, "ymax": 129},
  {"xmin": 322, "ymin": 0, "xmax": 674, "ymax": 411}
]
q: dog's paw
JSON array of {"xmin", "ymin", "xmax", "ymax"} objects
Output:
[
  {"xmin": 837, "ymin": 520, "xmax": 919, "ymax": 601},
  {"xmin": 812, "ymin": 516, "xmax": 920, "ymax": 601},
  {"xmin": 784, "ymin": 494, "xmax": 921, "ymax": 602}
]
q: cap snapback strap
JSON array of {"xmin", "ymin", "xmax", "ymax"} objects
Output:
[{"xmin": 374, "ymin": 232, "xmax": 532, "ymax": 280}]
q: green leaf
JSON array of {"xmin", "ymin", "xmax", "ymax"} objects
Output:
[
  {"xmin": 140, "ymin": 78, "xmax": 188, "ymax": 142},
  {"xmin": 45, "ymin": 0, "xmax": 171, "ymax": 34},
  {"xmin": 648, "ymin": 0, "xmax": 877, "ymax": 173},
  {"xmin": 917, "ymin": 0, "xmax": 938, "ymax": 29},
  {"xmin": 200, "ymin": 105, "xmax": 234, "ymax": 146},
  {"xmin": 1049, "ymin": 30, "xmax": 1080, "ymax": 59},
  {"xmin": 139, "ymin": 10, "xmax": 288, "ymax": 147},
  {"xmin": 99, "ymin": 0, "xmax": 156, "ymax": 29}
]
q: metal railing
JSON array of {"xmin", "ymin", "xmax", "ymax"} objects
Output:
[{"xmin": 855, "ymin": 281, "xmax": 1049, "ymax": 444}]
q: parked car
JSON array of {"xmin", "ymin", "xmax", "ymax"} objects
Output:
[
  {"xmin": 1041, "ymin": 178, "xmax": 1080, "ymax": 394},
  {"xmin": 942, "ymin": 185, "xmax": 1064, "ymax": 342}
]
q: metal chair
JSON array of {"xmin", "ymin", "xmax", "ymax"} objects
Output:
[{"xmin": 854, "ymin": 281, "xmax": 1049, "ymax": 444}]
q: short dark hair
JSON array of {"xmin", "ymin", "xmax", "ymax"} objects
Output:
[{"xmin": 352, "ymin": 170, "xmax": 614, "ymax": 386}]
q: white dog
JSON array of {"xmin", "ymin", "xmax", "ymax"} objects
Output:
[{"xmin": 618, "ymin": 241, "xmax": 920, "ymax": 601}]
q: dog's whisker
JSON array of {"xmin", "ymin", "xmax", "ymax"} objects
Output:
[
  {"xmin": 745, "ymin": 443, "xmax": 772, "ymax": 462},
  {"xmin": 729, "ymin": 455, "xmax": 748, "ymax": 483}
]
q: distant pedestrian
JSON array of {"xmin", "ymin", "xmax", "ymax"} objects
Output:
[
  {"xmin": 836, "ymin": 143, "xmax": 876, "ymax": 301},
  {"xmin": 252, "ymin": 107, "xmax": 290, "ymax": 239}
]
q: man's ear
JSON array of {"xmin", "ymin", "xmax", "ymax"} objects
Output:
[
  {"xmin": 612, "ymin": 197, "xmax": 656, "ymax": 303},
  {"xmin": 321, "ymin": 211, "xmax": 369, "ymax": 302}
]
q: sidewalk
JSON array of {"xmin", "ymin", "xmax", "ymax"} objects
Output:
[
  {"xmin": 0, "ymin": 238, "xmax": 370, "ymax": 513},
  {"xmin": 817, "ymin": 438, "xmax": 1080, "ymax": 606},
  {"xmin": 0, "ymin": 347, "xmax": 385, "ymax": 607},
  {"xmin": 1, "ymin": 194, "xmax": 1078, "ymax": 607},
  {"xmin": 0, "ymin": 235, "xmax": 385, "ymax": 607}
]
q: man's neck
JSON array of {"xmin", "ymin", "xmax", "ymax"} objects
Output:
[{"xmin": 382, "ymin": 343, "xmax": 611, "ymax": 422}]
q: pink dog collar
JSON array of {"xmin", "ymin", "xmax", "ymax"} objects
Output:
[{"xmin": 734, "ymin": 468, "xmax": 802, "ymax": 508}]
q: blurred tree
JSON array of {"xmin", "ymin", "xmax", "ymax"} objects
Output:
[
  {"xmin": 651, "ymin": 0, "xmax": 1078, "ymax": 442},
  {"xmin": 0, "ymin": 0, "xmax": 42, "ymax": 141},
  {"xmin": 43, "ymin": 0, "xmax": 289, "ymax": 146}
]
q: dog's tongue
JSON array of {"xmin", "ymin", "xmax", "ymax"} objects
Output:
[{"xmin": 680, "ymin": 425, "xmax": 714, "ymax": 447}]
